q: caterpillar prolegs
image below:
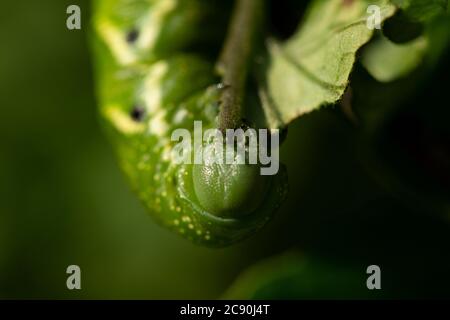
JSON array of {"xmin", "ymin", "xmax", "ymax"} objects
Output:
[{"xmin": 92, "ymin": 0, "xmax": 288, "ymax": 247}]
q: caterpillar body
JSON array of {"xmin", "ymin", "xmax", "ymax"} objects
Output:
[{"xmin": 92, "ymin": 0, "xmax": 288, "ymax": 247}]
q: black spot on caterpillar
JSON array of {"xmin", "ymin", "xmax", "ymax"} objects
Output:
[
  {"xmin": 126, "ymin": 29, "xmax": 139, "ymax": 44},
  {"xmin": 130, "ymin": 104, "xmax": 146, "ymax": 122}
]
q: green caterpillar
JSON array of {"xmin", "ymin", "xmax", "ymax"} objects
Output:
[{"xmin": 92, "ymin": 0, "xmax": 288, "ymax": 247}]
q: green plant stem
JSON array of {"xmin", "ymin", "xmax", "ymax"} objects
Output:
[{"xmin": 217, "ymin": 0, "xmax": 264, "ymax": 131}]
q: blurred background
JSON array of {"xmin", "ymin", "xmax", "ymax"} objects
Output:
[{"xmin": 1, "ymin": 0, "xmax": 449, "ymax": 299}]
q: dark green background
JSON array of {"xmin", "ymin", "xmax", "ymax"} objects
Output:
[{"xmin": 1, "ymin": 1, "xmax": 449, "ymax": 299}]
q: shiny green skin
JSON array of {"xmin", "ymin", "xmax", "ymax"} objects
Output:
[
  {"xmin": 92, "ymin": 0, "xmax": 288, "ymax": 246},
  {"xmin": 193, "ymin": 152, "xmax": 271, "ymax": 218}
]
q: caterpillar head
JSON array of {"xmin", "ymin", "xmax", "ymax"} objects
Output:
[
  {"xmin": 174, "ymin": 126, "xmax": 288, "ymax": 247},
  {"xmin": 193, "ymin": 158, "xmax": 270, "ymax": 218},
  {"xmin": 177, "ymin": 162, "xmax": 287, "ymax": 246},
  {"xmin": 192, "ymin": 130, "xmax": 273, "ymax": 218}
]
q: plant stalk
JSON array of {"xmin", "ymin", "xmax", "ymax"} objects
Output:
[{"xmin": 217, "ymin": 0, "xmax": 264, "ymax": 131}]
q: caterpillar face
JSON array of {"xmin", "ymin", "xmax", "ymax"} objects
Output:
[{"xmin": 92, "ymin": 0, "xmax": 288, "ymax": 247}]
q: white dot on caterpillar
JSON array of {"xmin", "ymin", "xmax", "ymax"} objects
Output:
[
  {"xmin": 162, "ymin": 145, "xmax": 171, "ymax": 161},
  {"xmin": 173, "ymin": 109, "xmax": 188, "ymax": 124}
]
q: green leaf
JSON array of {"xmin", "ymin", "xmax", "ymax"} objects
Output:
[
  {"xmin": 391, "ymin": 0, "xmax": 448, "ymax": 22},
  {"xmin": 223, "ymin": 252, "xmax": 375, "ymax": 299},
  {"xmin": 256, "ymin": 0, "xmax": 396, "ymax": 129},
  {"xmin": 361, "ymin": 35, "xmax": 428, "ymax": 82},
  {"xmin": 359, "ymin": 10, "xmax": 450, "ymax": 83}
]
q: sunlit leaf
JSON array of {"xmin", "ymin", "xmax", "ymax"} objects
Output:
[
  {"xmin": 256, "ymin": 0, "xmax": 396, "ymax": 129},
  {"xmin": 361, "ymin": 35, "xmax": 428, "ymax": 82}
]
